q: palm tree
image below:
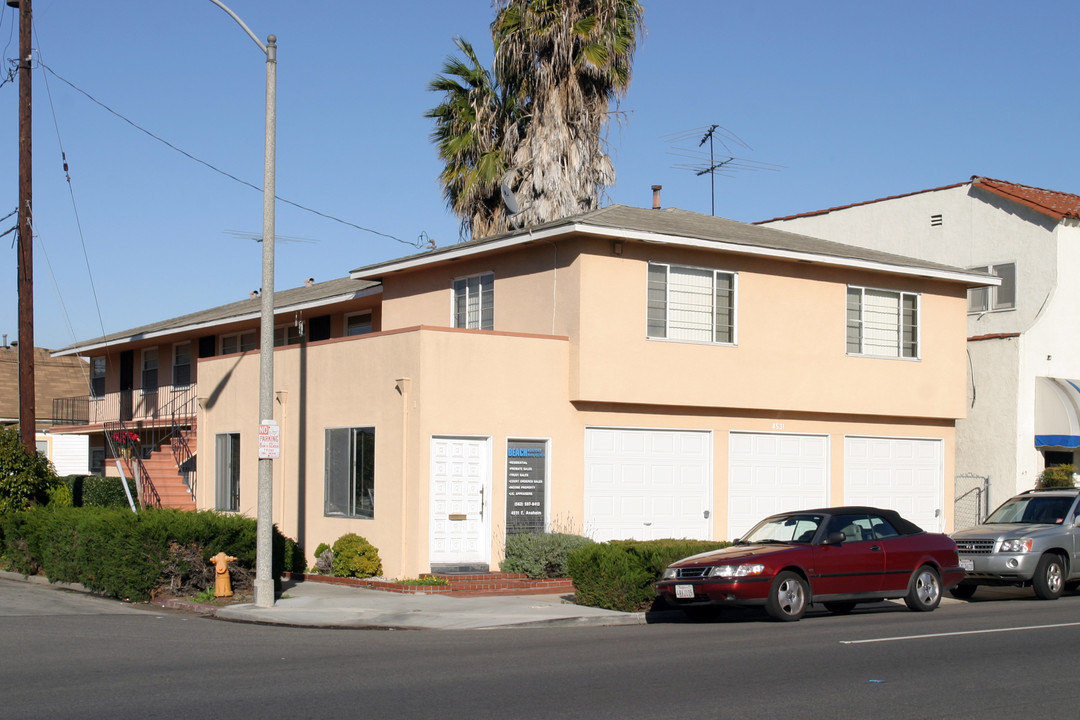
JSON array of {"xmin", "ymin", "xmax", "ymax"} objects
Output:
[
  {"xmin": 428, "ymin": 0, "xmax": 645, "ymax": 239},
  {"xmin": 426, "ymin": 37, "xmax": 523, "ymax": 239}
]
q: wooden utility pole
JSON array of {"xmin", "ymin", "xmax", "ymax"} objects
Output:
[{"xmin": 10, "ymin": 0, "xmax": 33, "ymax": 454}]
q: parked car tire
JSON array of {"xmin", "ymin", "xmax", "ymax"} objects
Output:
[
  {"xmin": 822, "ymin": 601, "xmax": 856, "ymax": 615},
  {"xmin": 1033, "ymin": 554, "xmax": 1065, "ymax": 600},
  {"xmin": 948, "ymin": 583, "xmax": 978, "ymax": 600},
  {"xmin": 765, "ymin": 571, "xmax": 807, "ymax": 622},
  {"xmin": 905, "ymin": 565, "xmax": 941, "ymax": 612}
]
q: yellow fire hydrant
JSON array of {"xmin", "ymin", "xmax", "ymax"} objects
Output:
[{"xmin": 209, "ymin": 552, "xmax": 238, "ymax": 598}]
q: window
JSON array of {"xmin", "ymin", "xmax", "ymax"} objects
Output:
[
  {"xmin": 847, "ymin": 286, "xmax": 919, "ymax": 358},
  {"xmin": 141, "ymin": 348, "xmax": 159, "ymax": 393},
  {"xmin": 215, "ymin": 433, "xmax": 240, "ymax": 512},
  {"xmin": 968, "ymin": 262, "xmax": 1015, "ymax": 313},
  {"xmin": 173, "ymin": 342, "xmax": 191, "ymax": 387},
  {"xmin": 90, "ymin": 357, "xmax": 105, "ymax": 398},
  {"xmin": 647, "ymin": 262, "xmax": 735, "ymax": 343},
  {"xmin": 274, "ymin": 324, "xmax": 303, "ymax": 347},
  {"xmin": 453, "ymin": 273, "xmax": 493, "ymax": 330},
  {"xmin": 325, "ymin": 427, "xmax": 375, "ymax": 518},
  {"xmin": 346, "ymin": 310, "xmax": 373, "ymax": 336},
  {"xmin": 220, "ymin": 330, "xmax": 257, "ymax": 355}
]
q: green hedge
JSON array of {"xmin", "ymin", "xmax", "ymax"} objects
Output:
[
  {"xmin": 61, "ymin": 475, "xmax": 139, "ymax": 509},
  {"xmin": 501, "ymin": 532, "xmax": 595, "ymax": 579},
  {"xmin": 0, "ymin": 506, "xmax": 304, "ymax": 601},
  {"xmin": 566, "ymin": 539, "xmax": 730, "ymax": 612}
]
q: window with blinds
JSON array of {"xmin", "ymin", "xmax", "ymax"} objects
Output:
[
  {"xmin": 453, "ymin": 272, "xmax": 494, "ymax": 330},
  {"xmin": 648, "ymin": 262, "xmax": 736, "ymax": 344},
  {"xmin": 847, "ymin": 286, "xmax": 919, "ymax": 358}
]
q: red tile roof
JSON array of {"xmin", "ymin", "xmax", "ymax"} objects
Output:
[
  {"xmin": 757, "ymin": 176, "xmax": 1080, "ymax": 223},
  {"xmin": 972, "ymin": 177, "xmax": 1080, "ymax": 221}
]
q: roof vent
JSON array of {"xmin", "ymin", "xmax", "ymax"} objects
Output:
[
  {"xmin": 304, "ymin": 277, "xmax": 314, "ymax": 287},
  {"xmin": 930, "ymin": 214, "xmax": 943, "ymax": 227},
  {"xmin": 250, "ymin": 290, "xmax": 260, "ymax": 299},
  {"xmin": 652, "ymin": 185, "xmax": 662, "ymax": 210}
]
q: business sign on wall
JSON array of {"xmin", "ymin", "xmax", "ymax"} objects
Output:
[{"xmin": 506, "ymin": 440, "xmax": 547, "ymax": 534}]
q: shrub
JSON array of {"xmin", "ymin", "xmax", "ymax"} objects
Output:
[
  {"xmin": 501, "ymin": 532, "xmax": 594, "ymax": 578},
  {"xmin": 1037, "ymin": 465, "xmax": 1076, "ymax": 489},
  {"xmin": 0, "ymin": 506, "xmax": 302, "ymax": 601},
  {"xmin": 566, "ymin": 538, "xmax": 730, "ymax": 612},
  {"xmin": 63, "ymin": 475, "xmax": 139, "ymax": 508},
  {"xmin": 331, "ymin": 533, "xmax": 382, "ymax": 578},
  {"xmin": 0, "ymin": 426, "xmax": 60, "ymax": 514}
]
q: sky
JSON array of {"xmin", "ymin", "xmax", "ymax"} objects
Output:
[{"xmin": 2, "ymin": 0, "xmax": 1079, "ymax": 351}]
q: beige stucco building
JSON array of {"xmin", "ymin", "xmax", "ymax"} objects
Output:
[{"xmin": 53, "ymin": 204, "xmax": 995, "ymax": 578}]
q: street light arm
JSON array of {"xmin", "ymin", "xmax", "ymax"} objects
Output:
[{"xmin": 207, "ymin": 0, "xmax": 267, "ymax": 55}]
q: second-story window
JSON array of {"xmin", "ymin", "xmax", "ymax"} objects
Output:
[
  {"xmin": 173, "ymin": 342, "xmax": 191, "ymax": 387},
  {"xmin": 90, "ymin": 357, "xmax": 105, "ymax": 398},
  {"xmin": 220, "ymin": 330, "xmax": 257, "ymax": 355},
  {"xmin": 847, "ymin": 286, "xmax": 919, "ymax": 359},
  {"xmin": 968, "ymin": 262, "xmax": 1016, "ymax": 313},
  {"xmin": 453, "ymin": 272, "xmax": 494, "ymax": 330},
  {"xmin": 141, "ymin": 348, "xmax": 159, "ymax": 393},
  {"xmin": 346, "ymin": 310, "xmax": 373, "ymax": 336},
  {"xmin": 647, "ymin": 262, "xmax": 736, "ymax": 344},
  {"xmin": 274, "ymin": 324, "xmax": 303, "ymax": 347}
]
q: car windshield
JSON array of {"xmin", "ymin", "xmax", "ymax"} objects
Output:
[
  {"xmin": 741, "ymin": 514, "xmax": 823, "ymax": 544},
  {"xmin": 985, "ymin": 496, "xmax": 1076, "ymax": 525}
]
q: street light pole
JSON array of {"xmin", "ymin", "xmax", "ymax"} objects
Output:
[{"xmin": 208, "ymin": 0, "xmax": 277, "ymax": 608}]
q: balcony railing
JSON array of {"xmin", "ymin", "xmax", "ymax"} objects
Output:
[{"xmin": 53, "ymin": 382, "xmax": 198, "ymax": 426}]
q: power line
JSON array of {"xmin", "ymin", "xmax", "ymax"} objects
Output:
[{"xmin": 37, "ymin": 61, "xmax": 424, "ymax": 249}]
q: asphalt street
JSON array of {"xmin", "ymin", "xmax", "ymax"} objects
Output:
[{"xmin": 4, "ymin": 577, "xmax": 1080, "ymax": 719}]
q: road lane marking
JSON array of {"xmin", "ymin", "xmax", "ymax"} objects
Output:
[{"xmin": 840, "ymin": 621, "xmax": 1080, "ymax": 644}]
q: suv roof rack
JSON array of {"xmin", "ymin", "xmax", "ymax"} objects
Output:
[{"xmin": 1019, "ymin": 487, "xmax": 1080, "ymax": 494}]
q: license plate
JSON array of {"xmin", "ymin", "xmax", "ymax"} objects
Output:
[
  {"xmin": 675, "ymin": 584, "xmax": 694, "ymax": 599},
  {"xmin": 960, "ymin": 558, "xmax": 973, "ymax": 571}
]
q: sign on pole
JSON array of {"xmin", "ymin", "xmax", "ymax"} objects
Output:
[{"xmin": 258, "ymin": 420, "xmax": 280, "ymax": 459}]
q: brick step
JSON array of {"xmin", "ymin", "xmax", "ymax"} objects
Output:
[{"xmin": 283, "ymin": 572, "xmax": 576, "ymax": 597}]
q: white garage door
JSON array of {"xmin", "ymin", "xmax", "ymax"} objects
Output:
[
  {"xmin": 728, "ymin": 433, "xmax": 829, "ymax": 541},
  {"xmin": 584, "ymin": 428, "xmax": 712, "ymax": 542},
  {"xmin": 845, "ymin": 436, "xmax": 943, "ymax": 532}
]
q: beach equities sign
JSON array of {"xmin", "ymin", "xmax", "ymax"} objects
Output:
[{"xmin": 506, "ymin": 440, "xmax": 547, "ymax": 534}]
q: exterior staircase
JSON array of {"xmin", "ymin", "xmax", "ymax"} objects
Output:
[{"xmin": 140, "ymin": 430, "xmax": 197, "ymax": 511}]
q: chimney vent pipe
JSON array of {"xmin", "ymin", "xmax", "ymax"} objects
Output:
[{"xmin": 651, "ymin": 185, "xmax": 662, "ymax": 210}]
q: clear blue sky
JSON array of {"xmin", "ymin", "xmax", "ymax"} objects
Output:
[{"xmin": 3, "ymin": 0, "xmax": 1079, "ymax": 351}]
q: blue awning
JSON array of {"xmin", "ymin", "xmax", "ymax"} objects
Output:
[{"xmin": 1035, "ymin": 377, "xmax": 1080, "ymax": 448}]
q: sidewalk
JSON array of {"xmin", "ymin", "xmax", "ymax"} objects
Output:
[
  {"xmin": 0, "ymin": 570, "xmax": 649, "ymax": 630},
  {"xmin": 213, "ymin": 576, "xmax": 649, "ymax": 630}
]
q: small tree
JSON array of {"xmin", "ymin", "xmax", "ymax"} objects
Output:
[{"xmin": 0, "ymin": 426, "xmax": 60, "ymax": 514}]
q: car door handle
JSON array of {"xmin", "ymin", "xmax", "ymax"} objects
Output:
[{"xmin": 870, "ymin": 545, "xmax": 881, "ymax": 552}]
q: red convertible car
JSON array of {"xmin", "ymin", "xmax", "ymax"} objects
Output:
[{"xmin": 655, "ymin": 506, "xmax": 965, "ymax": 621}]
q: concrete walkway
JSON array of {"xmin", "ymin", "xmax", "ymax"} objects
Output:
[{"xmin": 0, "ymin": 570, "xmax": 648, "ymax": 630}]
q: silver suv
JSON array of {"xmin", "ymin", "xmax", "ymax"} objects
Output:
[{"xmin": 951, "ymin": 488, "xmax": 1080, "ymax": 600}]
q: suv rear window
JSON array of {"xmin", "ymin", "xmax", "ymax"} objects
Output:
[{"xmin": 986, "ymin": 496, "xmax": 1076, "ymax": 525}]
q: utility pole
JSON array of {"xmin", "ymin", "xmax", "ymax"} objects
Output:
[{"xmin": 9, "ymin": 0, "xmax": 34, "ymax": 454}]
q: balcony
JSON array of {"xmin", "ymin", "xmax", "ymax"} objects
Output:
[{"xmin": 53, "ymin": 382, "xmax": 198, "ymax": 427}]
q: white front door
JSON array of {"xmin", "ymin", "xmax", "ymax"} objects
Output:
[{"xmin": 430, "ymin": 437, "xmax": 490, "ymax": 567}]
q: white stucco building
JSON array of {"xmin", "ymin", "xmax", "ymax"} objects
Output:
[{"xmin": 760, "ymin": 176, "xmax": 1080, "ymax": 518}]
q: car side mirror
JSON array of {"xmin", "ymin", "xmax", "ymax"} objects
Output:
[{"xmin": 824, "ymin": 531, "xmax": 846, "ymax": 545}]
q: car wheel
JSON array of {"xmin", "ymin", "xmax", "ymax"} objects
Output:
[
  {"xmin": 823, "ymin": 601, "xmax": 856, "ymax": 615},
  {"xmin": 765, "ymin": 571, "xmax": 807, "ymax": 622},
  {"xmin": 905, "ymin": 565, "xmax": 941, "ymax": 612},
  {"xmin": 948, "ymin": 583, "xmax": 978, "ymax": 600},
  {"xmin": 1033, "ymin": 554, "xmax": 1065, "ymax": 600}
]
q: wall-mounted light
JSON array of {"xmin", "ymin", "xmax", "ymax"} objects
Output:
[{"xmin": 613, "ymin": 241, "xmax": 623, "ymax": 256}]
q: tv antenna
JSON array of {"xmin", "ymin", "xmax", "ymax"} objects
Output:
[{"xmin": 664, "ymin": 125, "xmax": 784, "ymax": 215}]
